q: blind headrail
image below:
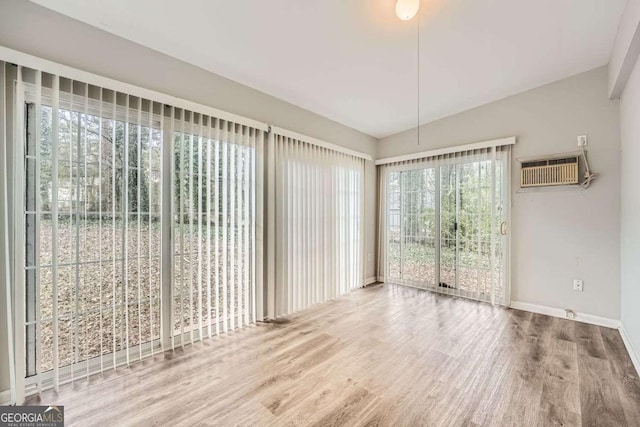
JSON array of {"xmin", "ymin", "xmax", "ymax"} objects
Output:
[
  {"xmin": 0, "ymin": 45, "xmax": 269, "ymax": 132},
  {"xmin": 375, "ymin": 136, "xmax": 516, "ymax": 166},
  {"xmin": 270, "ymin": 126, "xmax": 373, "ymax": 161}
]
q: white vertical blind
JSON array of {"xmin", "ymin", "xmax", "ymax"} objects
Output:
[
  {"xmin": 3, "ymin": 59, "xmax": 264, "ymax": 402},
  {"xmin": 268, "ymin": 132, "xmax": 366, "ymax": 318},
  {"xmin": 13, "ymin": 70, "xmax": 164, "ymax": 395},
  {"xmin": 171, "ymin": 116, "xmax": 260, "ymax": 345}
]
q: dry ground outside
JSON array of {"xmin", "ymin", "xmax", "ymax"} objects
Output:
[
  {"xmin": 32, "ymin": 219, "xmax": 249, "ymax": 373},
  {"xmin": 387, "ymin": 241, "xmax": 504, "ymax": 302}
]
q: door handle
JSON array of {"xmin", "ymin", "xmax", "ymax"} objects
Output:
[{"xmin": 500, "ymin": 222, "xmax": 508, "ymax": 236}]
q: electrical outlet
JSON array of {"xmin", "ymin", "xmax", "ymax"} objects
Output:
[
  {"xmin": 565, "ymin": 308, "xmax": 576, "ymax": 320},
  {"xmin": 577, "ymin": 135, "xmax": 588, "ymax": 146},
  {"xmin": 573, "ymin": 279, "xmax": 584, "ymax": 292}
]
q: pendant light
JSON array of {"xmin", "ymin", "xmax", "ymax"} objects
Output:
[{"xmin": 396, "ymin": 0, "xmax": 420, "ymax": 21}]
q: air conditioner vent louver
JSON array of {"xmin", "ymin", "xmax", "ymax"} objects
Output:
[{"xmin": 521, "ymin": 156, "xmax": 579, "ymax": 187}]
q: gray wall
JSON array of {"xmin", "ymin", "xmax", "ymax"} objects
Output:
[
  {"xmin": 620, "ymin": 54, "xmax": 640, "ymax": 364},
  {"xmin": 379, "ymin": 67, "xmax": 621, "ymax": 320},
  {"xmin": 0, "ymin": 0, "xmax": 378, "ymax": 396}
]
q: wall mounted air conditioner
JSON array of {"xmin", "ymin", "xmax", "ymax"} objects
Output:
[{"xmin": 520, "ymin": 156, "xmax": 579, "ymax": 188}]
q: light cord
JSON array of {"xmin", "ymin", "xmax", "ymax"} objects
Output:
[{"xmin": 417, "ymin": 5, "xmax": 421, "ymax": 146}]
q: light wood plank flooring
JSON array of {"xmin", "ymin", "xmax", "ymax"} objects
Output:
[{"xmin": 27, "ymin": 284, "xmax": 640, "ymax": 426}]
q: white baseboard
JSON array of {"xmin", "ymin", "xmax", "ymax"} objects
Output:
[
  {"xmin": 510, "ymin": 301, "xmax": 621, "ymax": 329},
  {"xmin": 365, "ymin": 276, "xmax": 377, "ymax": 286},
  {"xmin": 619, "ymin": 323, "xmax": 640, "ymax": 377},
  {"xmin": 376, "ymin": 276, "xmax": 385, "ymax": 283},
  {"xmin": 0, "ymin": 389, "xmax": 12, "ymax": 406}
]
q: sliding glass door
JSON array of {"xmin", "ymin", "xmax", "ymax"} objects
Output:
[
  {"xmin": 13, "ymin": 68, "xmax": 262, "ymax": 398},
  {"xmin": 386, "ymin": 149, "xmax": 509, "ymax": 305}
]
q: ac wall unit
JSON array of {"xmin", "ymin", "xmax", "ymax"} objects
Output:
[{"xmin": 520, "ymin": 156, "xmax": 579, "ymax": 188}]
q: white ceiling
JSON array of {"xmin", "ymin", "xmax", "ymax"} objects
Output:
[{"xmin": 31, "ymin": 0, "xmax": 626, "ymax": 138}]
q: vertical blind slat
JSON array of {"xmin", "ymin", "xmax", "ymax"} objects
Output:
[
  {"xmin": 33, "ymin": 70, "xmax": 42, "ymax": 395},
  {"xmin": 205, "ymin": 118, "xmax": 212, "ymax": 339},
  {"xmin": 197, "ymin": 117, "xmax": 203, "ymax": 340},
  {"xmin": 221, "ymin": 126, "xmax": 228, "ymax": 333},
  {"xmin": 213, "ymin": 121, "xmax": 221, "ymax": 335},
  {"xmin": 136, "ymin": 97, "xmax": 143, "ymax": 362},
  {"xmin": 50, "ymin": 74, "xmax": 60, "ymax": 392}
]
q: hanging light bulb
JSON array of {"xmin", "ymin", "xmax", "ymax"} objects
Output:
[{"xmin": 396, "ymin": 0, "xmax": 420, "ymax": 21}]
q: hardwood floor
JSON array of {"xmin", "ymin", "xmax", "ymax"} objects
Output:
[{"xmin": 27, "ymin": 284, "xmax": 640, "ymax": 426}]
